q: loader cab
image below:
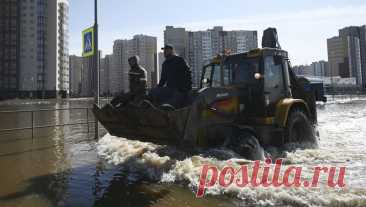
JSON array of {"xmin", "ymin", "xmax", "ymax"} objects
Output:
[{"xmin": 201, "ymin": 48, "xmax": 292, "ymax": 117}]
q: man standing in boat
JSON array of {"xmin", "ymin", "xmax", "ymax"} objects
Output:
[{"xmin": 150, "ymin": 44, "xmax": 192, "ymax": 108}]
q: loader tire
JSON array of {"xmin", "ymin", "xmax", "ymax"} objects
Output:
[
  {"xmin": 285, "ymin": 109, "xmax": 315, "ymax": 144},
  {"xmin": 227, "ymin": 131, "xmax": 265, "ymax": 160}
]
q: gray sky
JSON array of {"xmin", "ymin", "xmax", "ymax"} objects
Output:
[{"xmin": 69, "ymin": 0, "xmax": 366, "ymax": 65}]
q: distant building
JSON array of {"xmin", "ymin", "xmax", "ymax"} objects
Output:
[
  {"xmin": 222, "ymin": 30, "xmax": 258, "ymax": 54},
  {"xmin": 0, "ymin": 0, "xmax": 70, "ymax": 99},
  {"xmin": 158, "ymin": 52, "xmax": 165, "ymax": 83},
  {"xmin": 164, "ymin": 26, "xmax": 187, "ymax": 59},
  {"xmin": 292, "ymin": 65, "xmax": 313, "ymax": 76},
  {"xmin": 327, "ymin": 25, "xmax": 366, "ymax": 87},
  {"xmin": 187, "ymin": 30, "xmax": 214, "ymax": 86},
  {"xmin": 311, "ymin": 61, "xmax": 329, "ymax": 77},
  {"xmin": 80, "ymin": 55, "xmax": 94, "ymax": 97},
  {"xmin": 292, "ymin": 61, "xmax": 329, "ymax": 77},
  {"xmin": 100, "ymin": 55, "xmax": 112, "ymax": 96},
  {"xmin": 327, "ymin": 36, "xmax": 349, "ymax": 77},
  {"xmin": 111, "ymin": 40, "xmax": 131, "ymax": 95},
  {"xmin": 132, "ymin": 35, "xmax": 158, "ymax": 88},
  {"xmin": 360, "ymin": 26, "xmax": 366, "ymax": 87},
  {"xmin": 69, "ymin": 55, "xmax": 82, "ymax": 97},
  {"xmin": 164, "ymin": 26, "xmax": 258, "ymax": 87}
]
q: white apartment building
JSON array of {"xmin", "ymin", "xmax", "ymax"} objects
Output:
[
  {"xmin": 111, "ymin": 39, "xmax": 132, "ymax": 94},
  {"xmin": 166, "ymin": 26, "xmax": 258, "ymax": 87},
  {"xmin": 18, "ymin": 0, "xmax": 69, "ymax": 98},
  {"xmin": 132, "ymin": 35, "xmax": 158, "ymax": 88}
]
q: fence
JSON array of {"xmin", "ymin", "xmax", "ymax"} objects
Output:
[{"xmin": 0, "ymin": 107, "xmax": 96, "ymax": 140}]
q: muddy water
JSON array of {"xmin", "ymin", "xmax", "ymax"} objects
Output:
[{"xmin": 0, "ymin": 97, "xmax": 366, "ymax": 207}]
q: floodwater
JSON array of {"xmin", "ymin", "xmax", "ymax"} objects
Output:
[{"xmin": 0, "ymin": 97, "xmax": 365, "ymax": 207}]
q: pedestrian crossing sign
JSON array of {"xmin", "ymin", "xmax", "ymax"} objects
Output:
[{"xmin": 82, "ymin": 27, "xmax": 95, "ymax": 57}]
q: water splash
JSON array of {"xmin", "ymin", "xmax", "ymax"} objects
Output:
[{"xmin": 97, "ymin": 98, "xmax": 366, "ymax": 206}]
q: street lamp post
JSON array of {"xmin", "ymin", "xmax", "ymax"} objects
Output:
[{"xmin": 94, "ymin": 0, "xmax": 100, "ymax": 139}]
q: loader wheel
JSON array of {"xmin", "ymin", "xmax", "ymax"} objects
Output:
[
  {"xmin": 227, "ymin": 131, "xmax": 265, "ymax": 160},
  {"xmin": 285, "ymin": 109, "xmax": 315, "ymax": 144}
]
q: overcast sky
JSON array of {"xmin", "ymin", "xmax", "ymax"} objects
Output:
[{"xmin": 69, "ymin": 0, "xmax": 366, "ymax": 65}]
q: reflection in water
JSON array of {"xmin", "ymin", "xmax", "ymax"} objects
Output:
[{"xmin": 0, "ymin": 98, "xmax": 365, "ymax": 207}]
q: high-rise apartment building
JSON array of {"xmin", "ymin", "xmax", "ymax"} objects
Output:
[
  {"xmin": 311, "ymin": 61, "xmax": 329, "ymax": 77},
  {"xmin": 164, "ymin": 26, "xmax": 187, "ymax": 59},
  {"xmin": 328, "ymin": 26, "xmax": 366, "ymax": 87},
  {"xmin": 100, "ymin": 54, "xmax": 112, "ymax": 96},
  {"xmin": 0, "ymin": 0, "xmax": 20, "ymax": 99},
  {"xmin": 0, "ymin": 0, "xmax": 69, "ymax": 99},
  {"xmin": 132, "ymin": 35, "xmax": 158, "ymax": 88},
  {"xmin": 69, "ymin": 55, "xmax": 82, "ymax": 97},
  {"xmin": 80, "ymin": 54, "xmax": 94, "ymax": 97},
  {"xmin": 187, "ymin": 30, "xmax": 214, "ymax": 86},
  {"xmin": 158, "ymin": 52, "xmax": 165, "ymax": 83},
  {"xmin": 71, "ymin": 51, "xmax": 109, "ymax": 98},
  {"xmin": 360, "ymin": 26, "xmax": 366, "ymax": 87},
  {"xmin": 293, "ymin": 61, "xmax": 329, "ymax": 77},
  {"xmin": 111, "ymin": 39, "xmax": 132, "ymax": 94},
  {"xmin": 165, "ymin": 26, "xmax": 258, "ymax": 87},
  {"xmin": 327, "ymin": 37, "xmax": 346, "ymax": 77}
]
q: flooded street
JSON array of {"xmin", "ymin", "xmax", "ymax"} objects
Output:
[{"xmin": 0, "ymin": 97, "xmax": 366, "ymax": 207}]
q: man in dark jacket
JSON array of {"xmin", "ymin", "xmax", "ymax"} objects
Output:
[
  {"xmin": 158, "ymin": 45, "xmax": 192, "ymax": 92},
  {"xmin": 111, "ymin": 55, "xmax": 147, "ymax": 107},
  {"xmin": 151, "ymin": 44, "xmax": 192, "ymax": 108}
]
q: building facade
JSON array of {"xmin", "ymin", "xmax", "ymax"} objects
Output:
[
  {"xmin": 132, "ymin": 35, "xmax": 158, "ymax": 88},
  {"xmin": 0, "ymin": 0, "xmax": 69, "ymax": 99},
  {"xmin": 100, "ymin": 54, "xmax": 112, "ymax": 96},
  {"xmin": 80, "ymin": 54, "xmax": 94, "ymax": 97},
  {"xmin": 158, "ymin": 52, "xmax": 165, "ymax": 83},
  {"xmin": 328, "ymin": 26, "xmax": 366, "ymax": 87},
  {"xmin": 111, "ymin": 39, "xmax": 132, "ymax": 94},
  {"xmin": 292, "ymin": 61, "xmax": 329, "ymax": 77},
  {"xmin": 165, "ymin": 26, "xmax": 258, "ymax": 87},
  {"xmin": 69, "ymin": 55, "xmax": 82, "ymax": 97},
  {"xmin": 164, "ymin": 26, "xmax": 187, "ymax": 59},
  {"xmin": 360, "ymin": 26, "xmax": 366, "ymax": 88},
  {"xmin": 0, "ymin": 0, "xmax": 20, "ymax": 99},
  {"xmin": 311, "ymin": 61, "xmax": 329, "ymax": 77}
]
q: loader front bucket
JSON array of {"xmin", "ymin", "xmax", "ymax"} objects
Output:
[{"xmin": 92, "ymin": 103, "xmax": 191, "ymax": 145}]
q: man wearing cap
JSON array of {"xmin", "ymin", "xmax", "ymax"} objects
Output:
[{"xmin": 151, "ymin": 44, "xmax": 192, "ymax": 108}]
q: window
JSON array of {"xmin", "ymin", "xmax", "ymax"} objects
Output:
[
  {"xmin": 264, "ymin": 56, "xmax": 284, "ymax": 90},
  {"xmin": 223, "ymin": 58, "xmax": 259, "ymax": 85}
]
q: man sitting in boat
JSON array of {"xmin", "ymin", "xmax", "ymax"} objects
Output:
[
  {"xmin": 111, "ymin": 55, "xmax": 147, "ymax": 108},
  {"xmin": 149, "ymin": 44, "xmax": 192, "ymax": 109}
]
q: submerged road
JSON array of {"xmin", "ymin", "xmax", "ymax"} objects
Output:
[{"xmin": 0, "ymin": 97, "xmax": 365, "ymax": 207}]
